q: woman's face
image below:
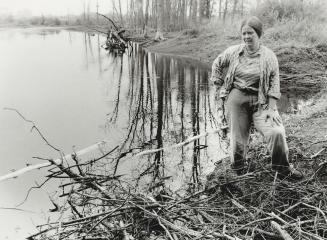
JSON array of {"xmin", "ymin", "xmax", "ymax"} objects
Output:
[{"xmin": 241, "ymin": 25, "xmax": 260, "ymax": 49}]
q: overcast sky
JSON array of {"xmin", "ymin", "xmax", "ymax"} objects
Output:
[{"xmin": 0, "ymin": 0, "xmax": 126, "ymax": 16}]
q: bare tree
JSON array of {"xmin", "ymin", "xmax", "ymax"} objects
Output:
[
  {"xmin": 144, "ymin": 0, "xmax": 150, "ymax": 37},
  {"xmin": 118, "ymin": 0, "xmax": 124, "ymax": 25},
  {"xmin": 83, "ymin": 0, "xmax": 86, "ymax": 22},
  {"xmin": 151, "ymin": 0, "xmax": 157, "ymax": 29},
  {"xmin": 199, "ymin": 0, "xmax": 211, "ymax": 20},
  {"xmin": 165, "ymin": 0, "xmax": 172, "ymax": 30},
  {"xmin": 96, "ymin": 0, "xmax": 99, "ymax": 23},
  {"xmin": 219, "ymin": 0, "xmax": 223, "ymax": 19},
  {"xmin": 155, "ymin": 0, "xmax": 165, "ymax": 40},
  {"xmin": 223, "ymin": 0, "xmax": 228, "ymax": 22},
  {"xmin": 136, "ymin": 0, "xmax": 144, "ymax": 33},
  {"xmin": 192, "ymin": 0, "xmax": 198, "ymax": 22},
  {"xmin": 232, "ymin": 0, "xmax": 239, "ymax": 22},
  {"xmin": 87, "ymin": 0, "xmax": 90, "ymax": 23},
  {"xmin": 181, "ymin": 0, "xmax": 187, "ymax": 28}
]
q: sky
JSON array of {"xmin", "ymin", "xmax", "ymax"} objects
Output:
[{"xmin": 0, "ymin": 0, "xmax": 126, "ymax": 17}]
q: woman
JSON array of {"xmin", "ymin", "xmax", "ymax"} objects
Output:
[{"xmin": 211, "ymin": 16, "xmax": 302, "ymax": 179}]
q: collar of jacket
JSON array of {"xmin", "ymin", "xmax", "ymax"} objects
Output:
[{"xmin": 238, "ymin": 44, "xmax": 262, "ymax": 57}]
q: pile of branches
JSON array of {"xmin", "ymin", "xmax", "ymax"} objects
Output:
[
  {"xmin": 27, "ymin": 140, "xmax": 327, "ymax": 240},
  {"xmin": 92, "ymin": 13, "xmax": 130, "ymax": 53}
]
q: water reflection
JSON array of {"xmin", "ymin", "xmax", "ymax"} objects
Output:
[{"xmin": 100, "ymin": 44, "xmax": 226, "ymax": 193}]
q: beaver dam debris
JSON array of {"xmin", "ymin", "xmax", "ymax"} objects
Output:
[
  {"xmin": 104, "ymin": 29, "xmax": 129, "ymax": 53},
  {"xmin": 95, "ymin": 13, "xmax": 130, "ymax": 53},
  {"xmin": 25, "ymin": 137, "xmax": 327, "ymax": 240}
]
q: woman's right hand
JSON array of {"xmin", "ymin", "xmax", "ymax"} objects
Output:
[{"xmin": 264, "ymin": 108, "xmax": 282, "ymax": 126}]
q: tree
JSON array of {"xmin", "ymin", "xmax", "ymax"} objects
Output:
[
  {"xmin": 232, "ymin": 0, "xmax": 239, "ymax": 22},
  {"xmin": 223, "ymin": 0, "xmax": 228, "ymax": 22},
  {"xmin": 155, "ymin": 0, "xmax": 165, "ymax": 40},
  {"xmin": 192, "ymin": 0, "xmax": 198, "ymax": 22},
  {"xmin": 118, "ymin": 0, "xmax": 124, "ymax": 25},
  {"xmin": 144, "ymin": 0, "xmax": 150, "ymax": 37},
  {"xmin": 136, "ymin": 0, "xmax": 144, "ymax": 33},
  {"xmin": 199, "ymin": 0, "xmax": 211, "ymax": 19},
  {"xmin": 219, "ymin": 0, "xmax": 223, "ymax": 19}
]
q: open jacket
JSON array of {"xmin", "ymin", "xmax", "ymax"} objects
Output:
[{"xmin": 210, "ymin": 44, "xmax": 281, "ymax": 106}]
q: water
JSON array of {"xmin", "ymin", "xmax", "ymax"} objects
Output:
[{"xmin": 0, "ymin": 28, "xmax": 310, "ymax": 239}]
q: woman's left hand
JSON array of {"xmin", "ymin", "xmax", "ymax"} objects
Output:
[{"xmin": 264, "ymin": 109, "xmax": 282, "ymax": 126}]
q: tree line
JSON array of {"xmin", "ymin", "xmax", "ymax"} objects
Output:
[{"xmin": 0, "ymin": 0, "xmax": 323, "ymax": 36}]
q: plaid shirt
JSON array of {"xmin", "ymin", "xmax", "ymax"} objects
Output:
[{"xmin": 210, "ymin": 44, "xmax": 281, "ymax": 105}]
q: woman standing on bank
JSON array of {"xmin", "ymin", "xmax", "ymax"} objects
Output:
[{"xmin": 211, "ymin": 16, "xmax": 302, "ymax": 179}]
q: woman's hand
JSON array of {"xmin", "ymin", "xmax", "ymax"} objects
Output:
[
  {"xmin": 264, "ymin": 108, "xmax": 282, "ymax": 126},
  {"xmin": 265, "ymin": 97, "xmax": 281, "ymax": 126}
]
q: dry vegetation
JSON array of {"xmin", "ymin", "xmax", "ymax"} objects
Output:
[{"xmin": 26, "ymin": 127, "xmax": 327, "ymax": 240}]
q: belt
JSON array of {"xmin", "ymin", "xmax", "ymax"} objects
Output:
[{"xmin": 234, "ymin": 86, "xmax": 258, "ymax": 95}]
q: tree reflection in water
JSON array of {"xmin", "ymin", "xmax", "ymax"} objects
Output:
[{"xmin": 102, "ymin": 44, "xmax": 227, "ymax": 194}]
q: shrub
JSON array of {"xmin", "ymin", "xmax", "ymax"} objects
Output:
[
  {"xmin": 182, "ymin": 28, "xmax": 200, "ymax": 37},
  {"xmin": 53, "ymin": 18, "xmax": 61, "ymax": 26}
]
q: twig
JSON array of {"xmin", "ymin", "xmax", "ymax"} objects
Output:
[
  {"xmin": 16, "ymin": 177, "xmax": 52, "ymax": 207},
  {"xmin": 271, "ymin": 221, "xmax": 294, "ymax": 240},
  {"xmin": 130, "ymin": 129, "xmax": 220, "ymax": 159},
  {"xmin": 308, "ymin": 140, "xmax": 327, "ymax": 148},
  {"xmin": 85, "ymin": 193, "xmax": 130, "ymax": 234},
  {"xmin": 310, "ymin": 148, "xmax": 326, "ymax": 159},
  {"xmin": 130, "ymin": 201, "xmax": 203, "ymax": 237},
  {"xmin": 97, "ymin": 13, "xmax": 119, "ymax": 31},
  {"xmin": 155, "ymin": 210, "xmax": 175, "ymax": 240},
  {"xmin": 231, "ymin": 198, "xmax": 254, "ymax": 218},
  {"xmin": 282, "ymin": 202, "xmax": 301, "ymax": 214},
  {"xmin": 233, "ymin": 217, "xmax": 274, "ymax": 233},
  {"xmin": 301, "ymin": 202, "xmax": 327, "ymax": 224},
  {"xmin": 4, "ymin": 107, "xmax": 61, "ymax": 152},
  {"xmin": 0, "ymin": 207, "xmax": 37, "ymax": 214}
]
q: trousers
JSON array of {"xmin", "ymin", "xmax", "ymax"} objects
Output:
[{"xmin": 225, "ymin": 88, "xmax": 290, "ymax": 171}]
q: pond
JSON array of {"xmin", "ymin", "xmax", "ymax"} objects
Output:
[{"xmin": 0, "ymin": 28, "xmax": 311, "ymax": 239}]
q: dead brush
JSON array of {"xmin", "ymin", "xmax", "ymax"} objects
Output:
[{"xmin": 26, "ymin": 139, "xmax": 327, "ymax": 240}]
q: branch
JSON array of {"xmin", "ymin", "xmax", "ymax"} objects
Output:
[
  {"xmin": 0, "ymin": 141, "xmax": 110, "ymax": 182},
  {"xmin": 129, "ymin": 129, "xmax": 221, "ymax": 159},
  {"xmin": 4, "ymin": 107, "xmax": 61, "ymax": 152},
  {"xmin": 0, "ymin": 207, "xmax": 37, "ymax": 214},
  {"xmin": 16, "ymin": 177, "xmax": 52, "ymax": 207},
  {"xmin": 310, "ymin": 148, "xmax": 326, "ymax": 159},
  {"xmin": 271, "ymin": 221, "xmax": 294, "ymax": 240},
  {"xmin": 97, "ymin": 13, "xmax": 119, "ymax": 31}
]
